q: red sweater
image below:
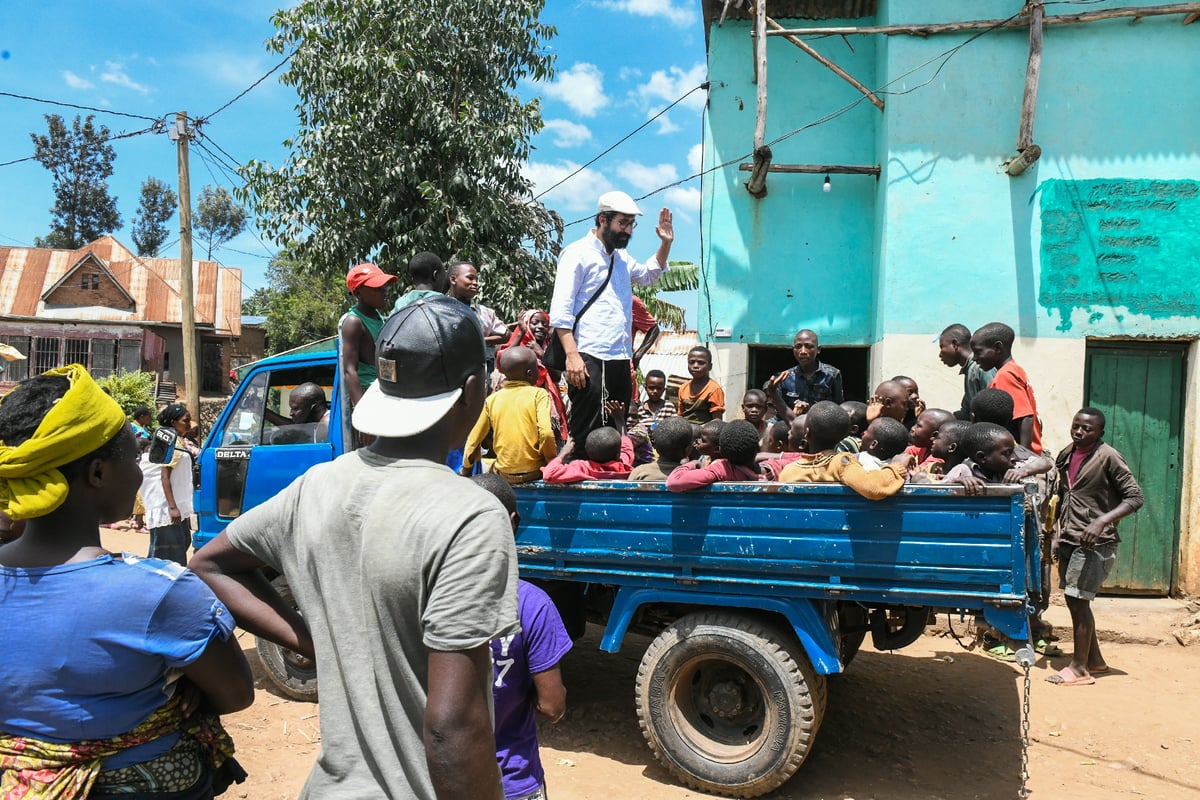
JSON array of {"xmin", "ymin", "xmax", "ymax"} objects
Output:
[
  {"xmin": 541, "ymin": 437, "xmax": 634, "ymax": 483},
  {"xmin": 666, "ymin": 459, "xmax": 763, "ymax": 492}
]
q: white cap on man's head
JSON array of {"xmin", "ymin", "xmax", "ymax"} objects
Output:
[{"xmin": 597, "ymin": 191, "xmax": 642, "ymax": 216}]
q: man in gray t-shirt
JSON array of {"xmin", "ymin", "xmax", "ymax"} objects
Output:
[{"xmin": 193, "ymin": 297, "xmax": 517, "ymax": 799}]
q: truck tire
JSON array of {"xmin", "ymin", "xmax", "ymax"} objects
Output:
[
  {"xmin": 255, "ymin": 577, "xmax": 318, "ymax": 702},
  {"xmin": 635, "ymin": 612, "xmax": 825, "ymax": 798}
]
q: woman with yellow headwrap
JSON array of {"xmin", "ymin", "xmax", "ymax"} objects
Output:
[{"xmin": 0, "ymin": 366, "xmax": 254, "ymax": 799}]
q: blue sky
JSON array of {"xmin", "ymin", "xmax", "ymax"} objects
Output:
[{"xmin": 0, "ymin": 1, "xmax": 706, "ymax": 310}]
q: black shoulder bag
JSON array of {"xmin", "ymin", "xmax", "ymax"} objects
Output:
[{"xmin": 543, "ymin": 253, "xmax": 614, "ymax": 371}]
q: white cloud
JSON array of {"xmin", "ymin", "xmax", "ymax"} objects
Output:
[
  {"xmin": 541, "ymin": 63, "xmax": 608, "ymax": 117},
  {"xmin": 664, "ymin": 186, "xmax": 701, "ymax": 220},
  {"xmin": 606, "ymin": 0, "xmax": 697, "ymax": 26},
  {"xmin": 654, "ymin": 114, "xmax": 682, "ymax": 135},
  {"xmin": 523, "ymin": 160, "xmax": 613, "ymax": 213},
  {"xmin": 687, "ymin": 143, "xmax": 703, "ymax": 174},
  {"xmin": 62, "ymin": 71, "xmax": 94, "ymax": 90},
  {"xmin": 615, "ymin": 160, "xmax": 679, "ymax": 195},
  {"xmin": 619, "ymin": 66, "xmax": 642, "ymax": 83},
  {"xmin": 541, "ymin": 119, "xmax": 592, "ymax": 148},
  {"xmin": 638, "ymin": 63, "xmax": 708, "ymax": 112},
  {"xmin": 100, "ymin": 61, "xmax": 150, "ymax": 94}
]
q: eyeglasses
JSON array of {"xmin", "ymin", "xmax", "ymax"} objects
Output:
[{"xmin": 607, "ymin": 215, "xmax": 637, "ymax": 231}]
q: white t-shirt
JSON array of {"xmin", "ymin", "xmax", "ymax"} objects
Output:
[
  {"xmin": 226, "ymin": 449, "xmax": 519, "ymax": 800},
  {"xmin": 139, "ymin": 451, "xmax": 194, "ymax": 529}
]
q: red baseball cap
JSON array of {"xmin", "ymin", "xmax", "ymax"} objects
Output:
[{"xmin": 346, "ymin": 262, "xmax": 398, "ymax": 292}]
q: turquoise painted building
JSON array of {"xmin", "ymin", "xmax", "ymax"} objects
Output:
[{"xmin": 699, "ymin": 0, "xmax": 1200, "ymax": 593}]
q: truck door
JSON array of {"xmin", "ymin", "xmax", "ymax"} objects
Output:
[{"xmin": 197, "ymin": 361, "xmax": 337, "ymax": 544}]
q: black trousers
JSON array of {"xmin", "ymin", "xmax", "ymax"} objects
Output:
[{"xmin": 567, "ymin": 353, "xmax": 633, "ymax": 448}]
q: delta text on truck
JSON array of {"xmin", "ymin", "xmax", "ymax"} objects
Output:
[{"xmin": 194, "ymin": 344, "xmax": 1039, "ymax": 798}]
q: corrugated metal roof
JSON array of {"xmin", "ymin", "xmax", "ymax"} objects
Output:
[
  {"xmin": 0, "ymin": 236, "xmax": 242, "ymax": 337},
  {"xmin": 704, "ymin": 0, "xmax": 877, "ymax": 27}
]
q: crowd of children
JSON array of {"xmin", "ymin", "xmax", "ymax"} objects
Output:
[{"xmin": 465, "ymin": 321, "xmax": 1057, "ymax": 510}]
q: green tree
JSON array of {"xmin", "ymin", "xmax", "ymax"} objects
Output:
[
  {"xmin": 31, "ymin": 114, "xmax": 121, "ymax": 249},
  {"xmin": 634, "ymin": 261, "xmax": 700, "ymax": 331},
  {"xmin": 194, "ymin": 185, "xmax": 248, "ymax": 259},
  {"xmin": 241, "ymin": 0, "xmax": 561, "ymax": 320},
  {"xmin": 250, "ymin": 251, "xmax": 347, "ymax": 354},
  {"xmin": 131, "ymin": 177, "xmax": 178, "ymax": 256}
]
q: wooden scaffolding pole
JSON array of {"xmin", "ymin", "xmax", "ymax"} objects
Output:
[
  {"xmin": 766, "ymin": 2, "xmax": 1200, "ymax": 37},
  {"xmin": 745, "ymin": 0, "xmax": 772, "ymax": 198},
  {"xmin": 1017, "ymin": 1, "xmax": 1044, "ymax": 153},
  {"xmin": 765, "ymin": 16, "xmax": 884, "ymax": 111}
]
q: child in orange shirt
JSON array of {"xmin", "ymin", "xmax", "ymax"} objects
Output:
[
  {"xmin": 678, "ymin": 346, "xmax": 725, "ymax": 423},
  {"xmin": 970, "ymin": 322, "xmax": 1043, "ymax": 453}
]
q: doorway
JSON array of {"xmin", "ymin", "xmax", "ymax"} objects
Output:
[
  {"xmin": 1084, "ymin": 342, "xmax": 1186, "ymax": 595},
  {"xmin": 749, "ymin": 345, "xmax": 871, "ymax": 403}
]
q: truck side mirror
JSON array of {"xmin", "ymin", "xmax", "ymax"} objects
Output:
[{"xmin": 148, "ymin": 426, "xmax": 178, "ymax": 464}]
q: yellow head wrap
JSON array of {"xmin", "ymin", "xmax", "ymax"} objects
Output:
[{"xmin": 0, "ymin": 364, "xmax": 128, "ymax": 520}]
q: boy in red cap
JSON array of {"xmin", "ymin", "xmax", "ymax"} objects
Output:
[{"xmin": 340, "ymin": 262, "xmax": 397, "ymax": 408}]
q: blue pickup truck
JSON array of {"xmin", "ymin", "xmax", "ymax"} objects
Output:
[{"xmin": 194, "ymin": 346, "xmax": 1037, "ymax": 797}]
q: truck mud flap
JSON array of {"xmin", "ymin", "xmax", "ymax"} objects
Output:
[{"xmin": 869, "ymin": 607, "xmax": 927, "ymax": 651}]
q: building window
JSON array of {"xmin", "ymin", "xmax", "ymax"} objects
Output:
[
  {"xmin": 80, "ymin": 274, "xmax": 90, "ymax": 289},
  {"xmin": 91, "ymin": 339, "xmax": 116, "ymax": 379},
  {"xmin": 33, "ymin": 337, "xmax": 59, "ymax": 374},
  {"xmin": 91, "ymin": 274, "xmax": 100, "ymax": 289},
  {"xmin": 64, "ymin": 339, "xmax": 90, "ymax": 368},
  {"xmin": 0, "ymin": 335, "xmax": 30, "ymax": 382},
  {"xmin": 118, "ymin": 340, "xmax": 141, "ymax": 374}
]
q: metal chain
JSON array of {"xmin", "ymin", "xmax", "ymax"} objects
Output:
[{"xmin": 1018, "ymin": 659, "xmax": 1033, "ymax": 798}]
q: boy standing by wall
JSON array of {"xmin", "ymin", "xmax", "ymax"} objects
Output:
[
  {"xmin": 970, "ymin": 322, "xmax": 1043, "ymax": 453},
  {"xmin": 1047, "ymin": 408, "xmax": 1143, "ymax": 686},
  {"xmin": 937, "ymin": 322, "xmax": 997, "ymax": 419}
]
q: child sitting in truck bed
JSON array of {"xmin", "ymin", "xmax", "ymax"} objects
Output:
[
  {"xmin": 765, "ymin": 419, "xmax": 790, "ymax": 454},
  {"xmin": 667, "ymin": 420, "xmax": 763, "ymax": 491},
  {"xmin": 692, "ymin": 419, "xmax": 724, "ymax": 467},
  {"xmin": 758, "ymin": 415, "xmax": 806, "ymax": 480},
  {"xmin": 630, "ymin": 416, "xmax": 694, "ymax": 481},
  {"xmin": 837, "ymin": 400, "xmax": 868, "ymax": 453},
  {"xmin": 857, "ymin": 417, "xmax": 910, "ymax": 471},
  {"xmin": 542, "ymin": 426, "xmax": 634, "ymax": 483},
  {"xmin": 778, "ymin": 402, "xmax": 909, "ymax": 500},
  {"xmin": 909, "ymin": 419, "xmax": 971, "ymax": 481},
  {"xmin": 905, "ymin": 407, "xmax": 955, "ymax": 464},
  {"xmin": 864, "ymin": 380, "xmax": 909, "ymax": 428}
]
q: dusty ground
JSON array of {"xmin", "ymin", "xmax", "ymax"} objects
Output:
[{"xmin": 104, "ymin": 528, "xmax": 1200, "ymax": 799}]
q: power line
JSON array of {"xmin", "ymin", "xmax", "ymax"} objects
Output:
[
  {"xmin": 0, "ymin": 121, "xmax": 163, "ymax": 169},
  {"xmin": 195, "ymin": 51, "xmax": 296, "ymax": 125},
  {"xmin": 0, "ymin": 90, "xmax": 161, "ymax": 122},
  {"xmin": 532, "ymin": 82, "xmax": 709, "ymax": 202}
]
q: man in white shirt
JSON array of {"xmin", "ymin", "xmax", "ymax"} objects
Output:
[{"xmin": 549, "ymin": 191, "xmax": 674, "ymax": 448}]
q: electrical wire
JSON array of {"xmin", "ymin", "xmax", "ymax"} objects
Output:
[
  {"xmin": 195, "ymin": 50, "xmax": 296, "ymax": 125},
  {"xmin": 532, "ymin": 82, "xmax": 709, "ymax": 202},
  {"xmin": 0, "ymin": 90, "xmax": 160, "ymax": 122},
  {"xmin": 0, "ymin": 121, "xmax": 163, "ymax": 169}
]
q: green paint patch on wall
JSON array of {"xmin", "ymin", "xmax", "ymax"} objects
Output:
[{"xmin": 1039, "ymin": 179, "xmax": 1200, "ymax": 332}]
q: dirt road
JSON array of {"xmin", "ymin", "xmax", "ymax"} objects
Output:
[{"xmin": 102, "ymin": 529, "xmax": 1200, "ymax": 799}]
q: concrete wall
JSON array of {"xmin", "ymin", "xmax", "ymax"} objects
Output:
[{"xmin": 701, "ymin": 0, "xmax": 1200, "ymax": 592}]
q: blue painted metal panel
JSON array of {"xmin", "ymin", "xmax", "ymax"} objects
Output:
[{"xmin": 515, "ymin": 481, "xmax": 1033, "ymax": 663}]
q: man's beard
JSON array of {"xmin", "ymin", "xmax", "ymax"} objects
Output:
[{"xmin": 601, "ymin": 227, "xmax": 631, "ymax": 250}]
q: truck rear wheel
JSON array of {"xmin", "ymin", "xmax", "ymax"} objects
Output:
[
  {"xmin": 635, "ymin": 611, "xmax": 825, "ymax": 798},
  {"xmin": 255, "ymin": 576, "xmax": 318, "ymax": 702}
]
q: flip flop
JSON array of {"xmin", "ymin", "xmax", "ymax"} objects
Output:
[
  {"xmin": 985, "ymin": 642, "xmax": 1016, "ymax": 662},
  {"xmin": 1035, "ymin": 639, "xmax": 1063, "ymax": 657},
  {"xmin": 1046, "ymin": 666, "xmax": 1095, "ymax": 686}
]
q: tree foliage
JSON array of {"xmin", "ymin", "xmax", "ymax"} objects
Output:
[
  {"xmin": 97, "ymin": 370, "xmax": 156, "ymax": 417},
  {"xmin": 131, "ymin": 177, "xmax": 178, "ymax": 256},
  {"xmin": 245, "ymin": 251, "xmax": 348, "ymax": 355},
  {"xmin": 194, "ymin": 185, "xmax": 248, "ymax": 259},
  {"xmin": 241, "ymin": 0, "xmax": 562, "ymax": 320},
  {"xmin": 31, "ymin": 114, "xmax": 121, "ymax": 249},
  {"xmin": 634, "ymin": 261, "xmax": 700, "ymax": 331}
]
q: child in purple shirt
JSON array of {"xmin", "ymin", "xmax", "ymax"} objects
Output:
[{"xmin": 473, "ymin": 474, "xmax": 573, "ymax": 800}]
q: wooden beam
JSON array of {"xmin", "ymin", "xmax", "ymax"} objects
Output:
[
  {"xmin": 765, "ymin": 3, "xmax": 1200, "ymax": 37},
  {"xmin": 1006, "ymin": 144, "xmax": 1042, "ymax": 176},
  {"xmin": 738, "ymin": 163, "xmax": 881, "ymax": 175},
  {"xmin": 1184, "ymin": 11, "xmax": 1200, "ymax": 23},
  {"xmin": 765, "ymin": 16, "xmax": 884, "ymax": 111},
  {"xmin": 1018, "ymin": 1, "xmax": 1044, "ymax": 152},
  {"xmin": 746, "ymin": 0, "xmax": 769, "ymax": 197}
]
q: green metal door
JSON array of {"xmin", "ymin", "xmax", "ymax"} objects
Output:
[{"xmin": 1084, "ymin": 344, "xmax": 1185, "ymax": 594}]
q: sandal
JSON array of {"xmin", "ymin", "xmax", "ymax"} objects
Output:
[
  {"xmin": 1035, "ymin": 639, "xmax": 1063, "ymax": 657},
  {"xmin": 984, "ymin": 642, "xmax": 1016, "ymax": 662}
]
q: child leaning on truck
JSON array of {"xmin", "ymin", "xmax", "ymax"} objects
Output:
[
  {"xmin": 778, "ymin": 402, "xmax": 909, "ymax": 500},
  {"xmin": 473, "ymin": 474, "xmax": 572, "ymax": 800},
  {"xmin": 667, "ymin": 420, "xmax": 763, "ymax": 491}
]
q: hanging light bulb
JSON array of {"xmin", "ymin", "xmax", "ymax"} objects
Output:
[{"xmin": 823, "ymin": 174, "xmax": 832, "ymax": 193}]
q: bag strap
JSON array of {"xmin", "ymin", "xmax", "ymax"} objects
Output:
[{"xmin": 571, "ymin": 253, "xmax": 615, "ymax": 333}]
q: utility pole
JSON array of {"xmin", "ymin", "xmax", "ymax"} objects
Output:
[{"xmin": 170, "ymin": 112, "xmax": 201, "ymax": 422}]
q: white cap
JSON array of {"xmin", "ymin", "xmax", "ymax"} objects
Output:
[{"xmin": 597, "ymin": 191, "xmax": 642, "ymax": 216}]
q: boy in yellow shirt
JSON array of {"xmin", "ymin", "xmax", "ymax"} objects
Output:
[{"xmin": 462, "ymin": 346, "xmax": 558, "ymax": 484}]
